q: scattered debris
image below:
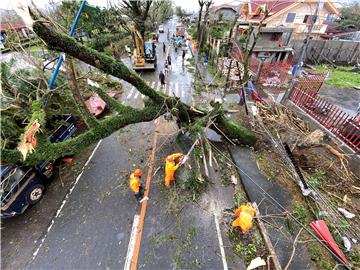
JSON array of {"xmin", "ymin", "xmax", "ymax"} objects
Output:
[
  {"xmin": 337, "ymin": 208, "xmax": 355, "ymax": 219},
  {"xmin": 231, "ymin": 175, "xmax": 238, "ymax": 185},
  {"xmin": 252, "ymin": 202, "xmax": 282, "ymax": 270},
  {"xmin": 298, "ymin": 129, "xmax": 324, "ymax": 147},
  {"xmin": 63, "ymin": 157, "xmax": 74, "ymax": 165},
  {"xmin": 309, "ymin": 220, "xmax": 349, "ymax": 265},
  {"xmin": 246, "ymin": 257, "xmax": 266, "ymax": 270},
  {"xmin": 342, "ymin": 237, "xmax": 352, "ymax": 252},
  {"xmin": 85, "ymin": 94, "xmax": 106, "ymax": 117}
]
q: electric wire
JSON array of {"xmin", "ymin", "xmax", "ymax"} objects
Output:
[
  {"xmin": 255, "ymin": 108, "xmax": 360, "ymax": 240},
  {"xmin": 208, "ymin": 140, "xmax": 351, "ymax": 269}
]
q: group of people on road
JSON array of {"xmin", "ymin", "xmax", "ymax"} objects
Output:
[
  {"xmin": 159, "ymin": 54, "xmax": 172, "ymax": 87},
  {"xmin": 129, "ymin": 26, "xmax": 190, "ymax": 203},
  {"xmin": 129, "ymin": 153, "xmax": 185, "ymax": 203}
]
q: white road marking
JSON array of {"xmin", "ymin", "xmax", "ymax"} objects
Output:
[
  {"xmin": 124, "ymin": 214, "xmax": 140, "ymax": 270},
  {"xmin": 127, "ymin": 87, "xmax": 135, "ymax": 99},
  {"xmin": 181, "ymin": 85, "xmax": 186, "ymax": 99},
  {"xmin": 32, "ymin": 139, "xmax": 103, "ymax": 260},
  {"xmin": 175, "ymin": 82, "xmax": 179, "ymax": 97},
  {"xmin": 214, "ymin": 213, "xmax": 229, "ymax": 270},
  {"xmin": 168, "ymin": 81, "xmax": 172, "ymax": 96}
]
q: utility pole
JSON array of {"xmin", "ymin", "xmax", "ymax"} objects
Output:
[{"xmin": 280, "ymin": 0, "xmax": 321, "ymax": 103}]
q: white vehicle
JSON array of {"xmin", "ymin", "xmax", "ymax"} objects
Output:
[{"xmin": 158, "ymin": 25, "xmax": 164, "ymax": 33}]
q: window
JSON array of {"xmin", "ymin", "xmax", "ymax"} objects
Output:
[
  {"xmin": 271, "ymin": 33, "xmax": 280, "ymax": 41},
  {"xmin": 303, "ymin": 15, "xmax": 318, "ymax": 24},
  {"xmin": 286, "ymin": 13, "xmax": 296, "ymax": 23}
]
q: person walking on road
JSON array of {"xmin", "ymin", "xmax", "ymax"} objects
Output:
[
  {"xmin": 167, "ymin": 55, "xmax": 172, "ymax": 70},
  {"xmin": 129, "ymin": 169, "xmax": 146, "ymax": 202},
  {"xmin": 159, "ymin": 70, "xmax": 166, "ymax": 88},
  {"xmin": 182, "ymin": 50, "xmax": 186, "ymax": 63},
  {"xmin": 163, "ymin": 42, "xmax": 166, "ymax": 54},
  {"xmin": 164, "ymin": 153, "xmax": 184, "ymax": 187},
  {"xmin": 164, "ymin": 60, "xmax": 169, "ymax": 75}
]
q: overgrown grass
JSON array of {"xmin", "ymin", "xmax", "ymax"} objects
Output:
[
  {"xmin": 314, "ymin": 65, "xmax": 360, "ymax": 88},
  {"xmin": 206, "ymin": 62, "xmax": 225, "ymax": 86}
]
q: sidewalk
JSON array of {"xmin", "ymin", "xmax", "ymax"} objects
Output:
[
  {"xmin": 230, "ymin": 147, "xmax": 317, "ymax": 270},
  {"xmin": 187, "ymin": 41, "xmax": 214, "ymax": 85}
]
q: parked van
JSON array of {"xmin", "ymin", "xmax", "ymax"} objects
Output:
[
  {"xmin": 176, "ymin": 25, "xmax": 186, "ymax": 37},
  {"xmin": 1, "ymin": 115, "xmax": 77, "ymax": 217}
]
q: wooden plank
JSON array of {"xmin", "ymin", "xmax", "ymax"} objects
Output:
[{"xmin": 253, "ymin": 202, "xmax": 283, "ymax": 270}]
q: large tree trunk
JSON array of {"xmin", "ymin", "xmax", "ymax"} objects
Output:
[
  {"xmin": 196, "ymin": 1, "xmax": 204, "ymax": 41},
  {"xmin": 1, "ymin": 21, "xmax": 256, "ymax": 164}
]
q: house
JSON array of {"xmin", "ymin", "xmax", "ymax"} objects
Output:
[
  {"xmin": 210, "ymin": 3, "xmax": 238, "ymax": 23},
  {"xmin": 0, "ymin": 8, "xmax": 31, "ymax": 41},
  {"xmin": 238, "ymin": 0, "xmax": 340, "ymax": 40}
]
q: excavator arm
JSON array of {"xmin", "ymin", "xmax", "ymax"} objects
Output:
[
  {"xmin": 130, "ymin": 24, "xmax": 156, "ymax": 70},
  {"xmin": 130, "ymin": 25, "xmax": 144, "ymax": 57}
]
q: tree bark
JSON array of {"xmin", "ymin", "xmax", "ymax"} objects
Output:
[
  {"xmin": 66, "ymin": 58, "xmax": 98, "ymax": 128},
  {"xmin": 1, "ymin": 21, "xmax": 257, "ymax": 164},
  {"xmin": 196, "ymin": 0, "xmax": 204, "ymax": 41}
]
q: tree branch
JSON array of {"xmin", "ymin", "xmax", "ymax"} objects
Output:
[
  {"xmin": 0, "ymin": 19, "xmax": 257, "ymax": 164},
  {"xmin": 2, "ymin": 104, "xmax": 164, "ymax": 164}
]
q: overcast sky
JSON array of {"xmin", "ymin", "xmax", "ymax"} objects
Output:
[
  {"xmin": 0, "ymin": 0, "xmax": 358, "ymax": 13},
  {"xmin": 0, "ymin": 0, "xmax": 234, "ymax": 12}
]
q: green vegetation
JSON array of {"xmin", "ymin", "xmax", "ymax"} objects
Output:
[
  {"xmin": 315, "ymin": 65, "xmax": 360, "ymax": 88},
  {"xmin": 307, "ymin": 169, "xmax": 325, "ymax": 188},
  {"xmin": 206, "ymin": 62, "xmax": 225, "ymax": 86},
  {"xmin": 309, "ymin": 244, "xmax": 334, "ymax": 270},
  {"xmin": 187, "ymin": 27, "xmax": 197, "ymax": 38},
  {"xmin": 338, "ymin": 3, "xmax": 360, "ymax": 31},
  {"xmin": 208, "ymin": 24, "xmax": 231, "ymax": 39},
  {"xmin": 292, "ymin": 205, "xmax": 308, "ymax": 225}
]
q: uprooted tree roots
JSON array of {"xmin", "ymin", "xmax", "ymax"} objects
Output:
[{"xmin": 2, "ymin": 18, "xmax": 256, "ymax": 165}]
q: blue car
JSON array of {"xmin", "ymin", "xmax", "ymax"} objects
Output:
[{"xmin": 1, "ymin": 115, "xmax": 77, "ymax": 218}]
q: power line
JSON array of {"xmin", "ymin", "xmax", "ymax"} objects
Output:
[{"xmin": 208, "ymin": 141, "xmax": 351, "ymax": 269}]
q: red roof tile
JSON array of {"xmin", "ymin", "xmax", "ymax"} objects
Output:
[
  {"xmin": 212, "ymin": 3, "xmax": 237, "ymax": 12},
  {"xmin": 0, "ymin": 22, "xmax": 28, "ymax": 32},
  {"xmin": 249, "ymin": 0, "xmax": 294, "ymax": 20}
]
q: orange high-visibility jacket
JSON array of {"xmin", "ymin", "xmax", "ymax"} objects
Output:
[
  {"xmin": 129, "ymin": 173, "xmax": 141, "ymax": 193},
  {"xmin": 232, "ymin": 204, "xmax": 256, "ymax": 233},
  {"xmin": 165, "ymin": 153, "xmax": 183, "ymax": 186}
]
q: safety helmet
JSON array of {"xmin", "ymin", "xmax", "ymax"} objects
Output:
[{"xmin": 134, "ymin": 169, "xmax": 143, "ymax": 176}]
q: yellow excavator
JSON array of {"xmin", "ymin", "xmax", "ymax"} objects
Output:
[{"xmin": 130, "ymin": 25, "xmax": 157, "ymax": 71}]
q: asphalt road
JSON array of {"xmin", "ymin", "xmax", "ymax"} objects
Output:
[{"xmin": 2, "ymin": 18, "xmax": 242, "ymax": 270}]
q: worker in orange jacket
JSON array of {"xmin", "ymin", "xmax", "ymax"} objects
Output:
[
  {"xmin": 164, "ymin": 153, "xmax": 184, "ymax": 187},
  {"xmin": 232, "ymin": 203, "xmax": 256, "ymax": 234},
  {"xmin": 129, "ymin": 169, "xmax": 144, "ymax": 202}
]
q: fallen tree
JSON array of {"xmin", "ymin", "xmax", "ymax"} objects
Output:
[{"xmin": 2, "ymin": 17, "xmax": 256, "ymax": 165}]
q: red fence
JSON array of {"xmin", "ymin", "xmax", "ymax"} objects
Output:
[
  {"xmin": 290, "ymin": 88, "xmax": 360, "ymax": 153},
  {"xmin": 231, "ymin": 46, "xmax": 293, "ymax": 85}
]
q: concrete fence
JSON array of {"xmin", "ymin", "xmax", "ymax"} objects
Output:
[{"xmin": 291, "ymin": 39, "xmax": 360, "ymax": 65}]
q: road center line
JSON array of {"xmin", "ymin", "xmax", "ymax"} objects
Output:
[
  {"xmin": 129, "ymin": 120, "xmax": 159, "ymax": 270},
  {"xmin": 31, "ymin": 139, "xmax": 103, "ymax": 261},
  {"xmin": 124, "ymin": 214, "xmax": 140, "ymax": 270}
]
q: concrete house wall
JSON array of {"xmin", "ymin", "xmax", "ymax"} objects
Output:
[{"xmin": 265, "ymin": 2, "xmax": 333, "ymax": 39}]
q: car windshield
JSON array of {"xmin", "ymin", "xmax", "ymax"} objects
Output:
[
  {"xmin": 144, "ymin": 42, "xmax": 153, "ymax": 57},
  {"xmin": 0, "ymin": 166, "xmax": 27, "ymax": 204}
]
